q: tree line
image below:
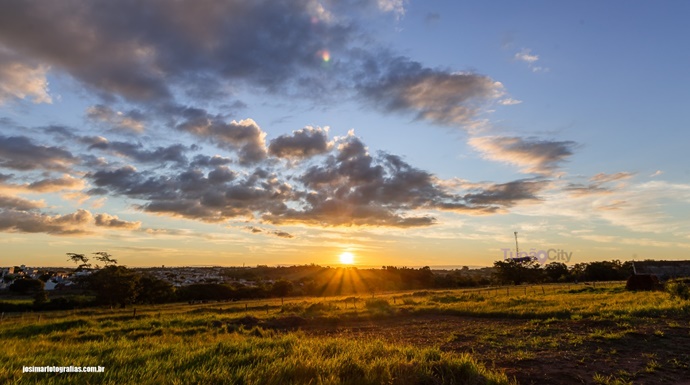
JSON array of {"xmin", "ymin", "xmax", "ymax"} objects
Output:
[{"xmin": 1, "ymin": 254, "xmax": 639, "ymax": 312}]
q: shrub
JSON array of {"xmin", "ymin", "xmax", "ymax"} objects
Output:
[
  {"xmin": 666, "ymin": 280, "xmax": 690, "ymax": 301},
  {"xmin": 365, "ymin": 298, "xmax": 392, "ymax": 312}
]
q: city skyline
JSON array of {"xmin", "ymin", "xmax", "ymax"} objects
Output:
[{"xmin": 0, "ymin": 1, "xmax": 688, "ymax": 268}]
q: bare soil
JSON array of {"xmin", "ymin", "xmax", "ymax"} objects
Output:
[{"xmin": 301, "ymin": 314, "xmax": 690, "ymax": 384}]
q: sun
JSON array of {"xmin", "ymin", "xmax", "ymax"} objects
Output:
[{"xmin": 339, "ymin": 252, "xmax": 355, "ymax": 265}]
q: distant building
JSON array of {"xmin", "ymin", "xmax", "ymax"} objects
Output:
[{"xmin": 633, "ymin": 260, "xmax": 690, "ymax": 280}]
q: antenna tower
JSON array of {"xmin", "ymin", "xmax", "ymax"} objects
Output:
[{"xmin": 514, "ymin": 231, "xmax": 519, "ymax": 258}]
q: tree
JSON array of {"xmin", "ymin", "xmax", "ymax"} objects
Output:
[
  {"xmin": 88, "ymin": 266, "xmax": 140, "ymax": 307},
  {"xmin": 9, "ymin": 278, "xmax": 44, "ymax": 293},
  {"xmin": 493, "ymin": 259, "xmax": 542, "ymax": 285},
  {"xmin": 271, "ymin": 279, "xmax": 294, "ymax": 304},
  {"xmin": 138, "ymin": 274, "xmax": 175, "ymax": 304},
  {"xmin": 92, "ymin": 251, "xmax": 118, "ymax": 267},
  {"xmin": 67, "ymin": 253, "xmax": 91, "ymax": 271},
  {"xmin": 544, "ymin": 262, "xmax": 569, "ymax": 282},
  {"xmin": 33, "ymin": 290, "xmax": 49, "ymax": 307}
]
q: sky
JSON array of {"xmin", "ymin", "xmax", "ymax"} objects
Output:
[{"xmin": 0, "ymin": 0, "xmax": 688, "ymax": 268}]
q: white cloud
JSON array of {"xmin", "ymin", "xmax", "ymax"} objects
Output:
[
  {"xmin": 514, "ymin": 48, "xmax": 539, "ymax": 63},
  {"xmin": 377, "ymin": 0, "xmax": 406, "ymax": 18},
  {"xmin": 499, "ymin": 98, "xmax": 522, "ymax": 105},
  {"xmin": 514, "ymin": 48, "xmax": 548, "ymax": 73}
]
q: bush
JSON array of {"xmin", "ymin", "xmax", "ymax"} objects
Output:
[
  {"xmin": 365, "ymin": 298, "xmax": 392, "ymax": 312},
  {"xmin": 666, "ymin": 279, "xmax": 690, "ymax": 301}
]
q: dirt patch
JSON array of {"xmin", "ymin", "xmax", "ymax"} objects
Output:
[{"xmin": 298, "ymin": 314, "xmax": 690, "ymax": 385}]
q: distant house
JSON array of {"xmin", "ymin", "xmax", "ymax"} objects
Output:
[
  {"xmin": 44, "ymin": 280, "xmax": 58, "ymax": 291},
  {"xmin": 633, "ymin": 260, "xmax": 690, "ymax": 280}
]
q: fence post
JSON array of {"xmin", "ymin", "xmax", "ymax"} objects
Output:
[{"xmin": 132, "ymin": 308, "xmax": 136, "ymax": 318}]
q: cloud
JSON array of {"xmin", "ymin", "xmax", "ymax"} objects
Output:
[
  {"xmin": 469, "ymin": 136, "xmax": 577, "ymax": 175},
  {"xmin": 514, "ymin": 48, "xmax": 539, "ymax": 63},
  {"xmin": 0, "ymin": 0, "xmax": 509, "ymax": 135},
  {"xmin": 463, "ymin": 179, "xmax": 547, "ymax": 206},
  {"xmin": 499, "ymin": 98, "xmax": 522, "ymax": 105},
  {"xmin": 94, "ymin": 213, "xmax": 142, "ymax": 230},
  {"xmin": 0, "ymin": 195, "xmax": 44, "ymax": 210},
  {"xmin": 174, "ymin": 108, "xmax": 267, "ymax": 165},
  {"xmin": 650, "ymin": 170, "xmax": 664, "ymax": 177},
  {"xmin": 82, "ymin": 131, "xmax": 541, "ymax": 228},
  {"xmin": 0, "ymin": 0, "xmax": 358, "ymax": 103},
  {"xmin": 0, "ymin": 208, "xmax": 93, "ymax": 235},
  {"xmin": 268, "ymin": 126, "xmax": 332, "ymax": 159},
  {"xmin": 0, "ymin": 46, "xmax": 51, "ymax": 104},
  {"xmin": 26, "ymin": 175, "xmax": 85, "ymax": 192},
  {"xmin": 0, "ymin": 135, "xmax": 78, "ymax": 171},
  {"xmin": 590, "ymin": 172, "xmax": 634, "ymax": 184},
  {"xmin": 360, "ymin": 59, "xmax": 505, "ymax": 126},
  {"xmin": 86, "ymin": 105, "xmax": 146, "ymax": 133},
  {"xmin": 514, "ymin": 48, "xmax": 547, "ymax": 72},
  {"xmin": 376, "ymin": 0, "xmax": 406, "ymax": 18},
  {"xmin": 244, "ymin": 226, "xmax": 294, "ymax": 238},
  {"xmin": 564, "ymin": 172, "xmax": 634, "ymax": 197},
  {"xmin": 84, "ymin": 137, "xmax": 190, "ymax": 166}
]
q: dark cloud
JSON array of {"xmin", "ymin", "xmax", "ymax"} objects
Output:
[
  {"xmin": 358, "ymin": 58, "xmax": 504, "ymax": 126},
  {"xmin": 0, "ymin": 135, "xmax": 78, "ymax": 171},
  {"xmin": 469, "ymin": 136, "xmax": 577, "ymax": 175},
  {"xmin": 463, "ymin": 179, "xmax": 547, "ymax": 206},
  {"xmin": 268, "ymin": 126, "xmax": 332, "ymax": 159},
  {"xmin": 0, "ymin": 0, "xmax": 355, "ymax": 103},
  {"xmin": 245, "ymin": 226, "xmax": 294, "ymax": 238},
  {"xmin": 174, "ymin": 109, "xmax": 267, "ymax": 165},
  {"xmin": 83, "ymin": 132, "xmax": 545, "ymax": 228},
  {"xmin": 85, "ymin": 138, "xmax": 190, "ymax": 165},
  {"xmin": 190, "ymin": 154, "xmax": 233, "ymax": 168}
]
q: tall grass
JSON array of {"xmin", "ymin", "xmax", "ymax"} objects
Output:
[{"xmin": 0, "ymin": 321, "xmax": 511, "ymax": 384}]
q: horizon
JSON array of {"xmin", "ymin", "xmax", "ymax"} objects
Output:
[{"xmin": 1, "ymin": 1, "xmax": 689, "ymax": 269}]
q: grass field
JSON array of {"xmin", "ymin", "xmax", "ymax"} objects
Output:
[{"xmin": 2, "ymin": 282, "xmax": 689, "ymax": 384}]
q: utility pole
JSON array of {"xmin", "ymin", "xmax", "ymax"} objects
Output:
[{"xmin": 514, "ymin": 231, "xmax": 519, "ymax": 258}]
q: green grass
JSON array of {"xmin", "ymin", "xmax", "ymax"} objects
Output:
[
  {"xmin": 2, "ymin": 282, "xmax": 689, "ymax": 384},
  {"xmin": 0, "ymin": 321, "xmax": 511, "ymax": 384}
]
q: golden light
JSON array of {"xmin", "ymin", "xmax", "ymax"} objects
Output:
[{"xmin": 339, "ymin": 251, "xmax": 355, "ymax": 265}]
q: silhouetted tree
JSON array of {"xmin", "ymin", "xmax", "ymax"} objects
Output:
[
  {"xmin": 67, "ymin": 253, "xmax": 91, "ymax": 271},
  {"xmin": 493, "ymin": 258, "xmax": 542, "ymax": 285},
  {"xmin": 88, "ymin": 266, "xmax": 140, "ymax": 307},
  {"xmin": 92, "ymin": 251, "xmax": 118, "ymax": 267},
  {"xmin": 271, "ymin": 279, "xmax": 294, "ymax": 304},
  {"xmin": 544, "ymin": 262, "xmax": 569, "ymax": 282},
  {"xmin": 9, "ymin": 278, "xmax": 44, "ymax": 293},
  {"xmin": 137, "ymin": 274, "xmax": 175, "ymax": 304}
]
